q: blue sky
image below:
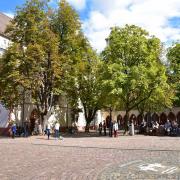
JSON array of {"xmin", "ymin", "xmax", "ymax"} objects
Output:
[
  {"xmin": 0, "ymin": 0, "xmax": 180, "ymax": 52},
  {"xmin": 0, "ymin": 0, "xmax": 25, "ymax": 15}
]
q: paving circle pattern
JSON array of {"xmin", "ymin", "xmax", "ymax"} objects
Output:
[{"xmin": 97, "ymin": 159, "xmax": 180, "ymax": 180}]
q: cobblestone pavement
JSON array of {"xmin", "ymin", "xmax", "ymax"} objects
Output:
[{"xmin": 0, "ymin": 134, "xmax": 180, "ymax": 180}]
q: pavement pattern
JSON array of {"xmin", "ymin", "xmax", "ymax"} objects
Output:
[{"xmin": 0, "ymin": 133, "xmax": 180, "ymax": 180}]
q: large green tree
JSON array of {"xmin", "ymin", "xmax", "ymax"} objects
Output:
[
  {"xmin": 167, "ymin": 43, "xmax": 180, "ymax": 106},
  {"xmin": 136, "ymin": 86, "xmax": 173, "ymax": 118},
  {"xmin": 71, "ymin": 43, "xmax": 107, "ymax": 132},
  {"xmin": 0, "ymin": 45, "xmax": 24, "ymax": 110},
  {"xmin": 0, "ymin": 0, "xmax": 62, "ymax": 123},
  {"xmin": 51, "ymin": 0, "xmax": 107, "ymax": 131},
  {"xmin": 102, "ymin": 25, "xmax": 172, "ymax": 132},
  {"xmin": 51, "ymin": 0, "xmax": 83, "ymax": 107}
]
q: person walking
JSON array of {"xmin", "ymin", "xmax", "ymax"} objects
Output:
[
  {"xmin": 11, "ymin": 123, "xmax": 17, "ymax": 139},
  {"xmin": 24, "ymin": 122, "xmax": 29, "ymax": 137},
  {"xmin": 103, "ymin": 120, "xmax": 106, "ymax": 136},
  {"xmin": 46, "ymin": 123, "xmax": 51, "ymax": 140},
  {"xmin": 99, "ymin": 122, "xmax": 102, "ymax": 135},
  {"xmin": 55, "ymin": 121, "xmax": 60, "ymax": 140}
]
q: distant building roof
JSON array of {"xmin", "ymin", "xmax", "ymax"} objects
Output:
[{"xmin": 0, "ymin": 13, "xmax": 12, "ymax": 36}]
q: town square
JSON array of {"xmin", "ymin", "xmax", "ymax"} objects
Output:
[
  {"xmin": 0, "ymin": 0, "xmax": 180, "ymax": 179},
  {"xmin": 1, "ymin": 134, "xmax": 180, "ymax": 179}
]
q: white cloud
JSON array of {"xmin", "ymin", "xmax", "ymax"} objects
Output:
[
  {"xmin": 49, "ymin": 0, "xmax": 86, "ymax": 11},
  {"xmin": 83, "ymin": 0, "xmax": 180, "ymax": 52},
  {"xmin": 67, "ymin": 0, "xmax": 86, "ymax": 11}
]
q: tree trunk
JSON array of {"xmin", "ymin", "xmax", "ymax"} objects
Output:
[
  {"xmin": 124, "ymin": 110, "xmax": 129, "ymax": 135},
  {"xmin": 85, "ymin": 122, "xmax": 90, "ymax": 133},
  {"xmin": 109, "ymin": 107, "xmax": 112, "ymax": 122},
  {"xmin": 83, "ymin": 106, "xmax": 98, "ymax": 133},
  {"xmin": 40, "ymin": 112, "xmax": 44, "ymax": 126}
]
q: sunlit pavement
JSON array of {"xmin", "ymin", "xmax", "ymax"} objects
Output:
[{"xmin": 0, "ymin": 134, "xmax": 180, "ymax": 180}]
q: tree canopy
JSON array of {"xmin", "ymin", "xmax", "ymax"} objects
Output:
[
  {"xmin": 167, "ymin": 43, "xmax": 180, "ymax": 106},
  {"xmin": 51, "ymin": 0, "xmax": 106, "ymax": 130},
  {"xmin": 102, "ymin": 25, "xmax": 173, "ymax": 131},
  {"xmin": 0, "ymin": 0, "xmax": 178, "ymax": 132},
  {"xmin": 0, "ymin": 0, "xmax": 62, "ymax": 123}
]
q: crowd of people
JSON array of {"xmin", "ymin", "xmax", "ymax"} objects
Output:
[
  {"xmin": 10, "ymin": 121, "xmax": 61, "ymax": 140},
  {"xmin": 98, "ymin": 120, "xmax": 119, "ymax": 137},
  {"xmin": 139, "ymin": 119, "xmax": 179, "ymax": 136},
  {"xmin": 98, "ymin": 118, "xmax": 179, "ymax": 137},
  {"xmin": 10, "ymin": 122, "xmax": 30, "ymax": 138},
  {"xmin": 10, "ymin": 118, "xmax": 180, "ymax": 139}
]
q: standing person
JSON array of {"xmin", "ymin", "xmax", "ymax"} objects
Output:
[
  {"xmin": 11, "ymin": 123, "xmax": 17, "ymax": 139},
  {"xmin": 129, "ymin": 120, "xmax": 135, "ymax": 136},
  {"xmin": 139, "ymin": 119, "xmax": 147, "ymax": 134},
  {"xmin": 24, "ymin": 122, "xmax": 29, "ymax": 137},
  {"xmin": 46, "ymin": 122, "xmax": 51, "ymax": 140},
  {"xmin": 109, "ymin": 121, "xmax": 113, "ymax": 137},
  {"xmin": 55, "ymin": 121, "xmax": 60, "ymax": 140},
  {"xmin": 103, "ymin": 120, "xmax": 106, "ymax": 136},
  {"xmin": 171, "ymin": 120, "xmax": 178, "ymax": 136},
  {"xmin": 99, "ymin": 122, "xmax": 102, "ymax": 135},
  {"xmin": 164, "ymin": 119, "xmax": 171, "ymax": 135},
  {"xmin": 114, "ymin": 121, "xmax": 118, "ymax": 137}
]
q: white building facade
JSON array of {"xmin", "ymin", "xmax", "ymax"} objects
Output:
[
  {"xmin": 0, "ymin": 13, "xmax": 12, "ymax": 130},
  {"xmin": 0, "ymin": 13, "xmax": 11, "ymax": 56}
]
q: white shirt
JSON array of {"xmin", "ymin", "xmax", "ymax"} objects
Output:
[
  {"xmin": 55, "ymin": 123, "xmax": 60, "ymax": 130},
  {"xmin": 114, "ymin": 122, "xmax": 118, "ymax": 131},
  {"xmin": 47, "ymin": 124, "xmax": 51, "ymax": 130},
  {"xmin": 153, "ymin": 122, "xmax": 159, "ymax": 129}
]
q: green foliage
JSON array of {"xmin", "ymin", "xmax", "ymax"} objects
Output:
[
  {"xmin": 0, "ymin": 0, "xmax": 176, "ymax": 130},
  {"xmin": 50, "ymin": 0, "xmax": 82, "ymax": 107},
  {"xmin": 0, "ymin": 0, "xmax": 105, "ymax": 128},
  {"xmin": 51, "ymin": 0, "xmax": 106, "ymax": 128},
  {"xmin": 75, "ymin": 46, "xmax": 106, "ymax": 125},
  {"xmin": 102, "ymin": 25, "xmax": 173, "ymax": 130},
  {"xmin": 0, "ymin": 44, "xmax": 23, "ymax": 108},
  {"xmin": 167, "ymin": 43, "xmax": 180, "ymax": 106},
  {"xmin": 0, "ymin": 0, "xmax": 62, "ymax": 119}
]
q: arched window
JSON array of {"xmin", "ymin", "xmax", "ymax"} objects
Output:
[
  {"xmin": 130, "ymin": 114, "xmax": 137, "ymax": 125},
  {"xmin": 176, "ymin": 112, "xmax": 180, "ymax": 127},
  {"xmin": 117, "ymin": 114, "xmax": 122, "ymax": 125},
  {"xmin": 29, "ymin": 109, "xmax": 39, "ymax": 133},
  {"xmin": 160, "ymin": 113, "xmax": 167, "ymax": 125},
  {"xmin": 168, "ymin": 112, "xmax": 176, "ymax": 122},
  {"xmin": 152, "ymin": 113, "xmax": 159, "ymax": 123},
  {"xmin": 137, "ymin": 114, "xmax": 143, "ymax": 126},
  {"xmin": 106, "ymin": 115, "xmax": 110, "ymax": 128}
]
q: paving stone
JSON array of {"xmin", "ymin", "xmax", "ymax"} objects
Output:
[{"xmin": 0, "ymin": 135, "xmax": 180, "ymax": 179}]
